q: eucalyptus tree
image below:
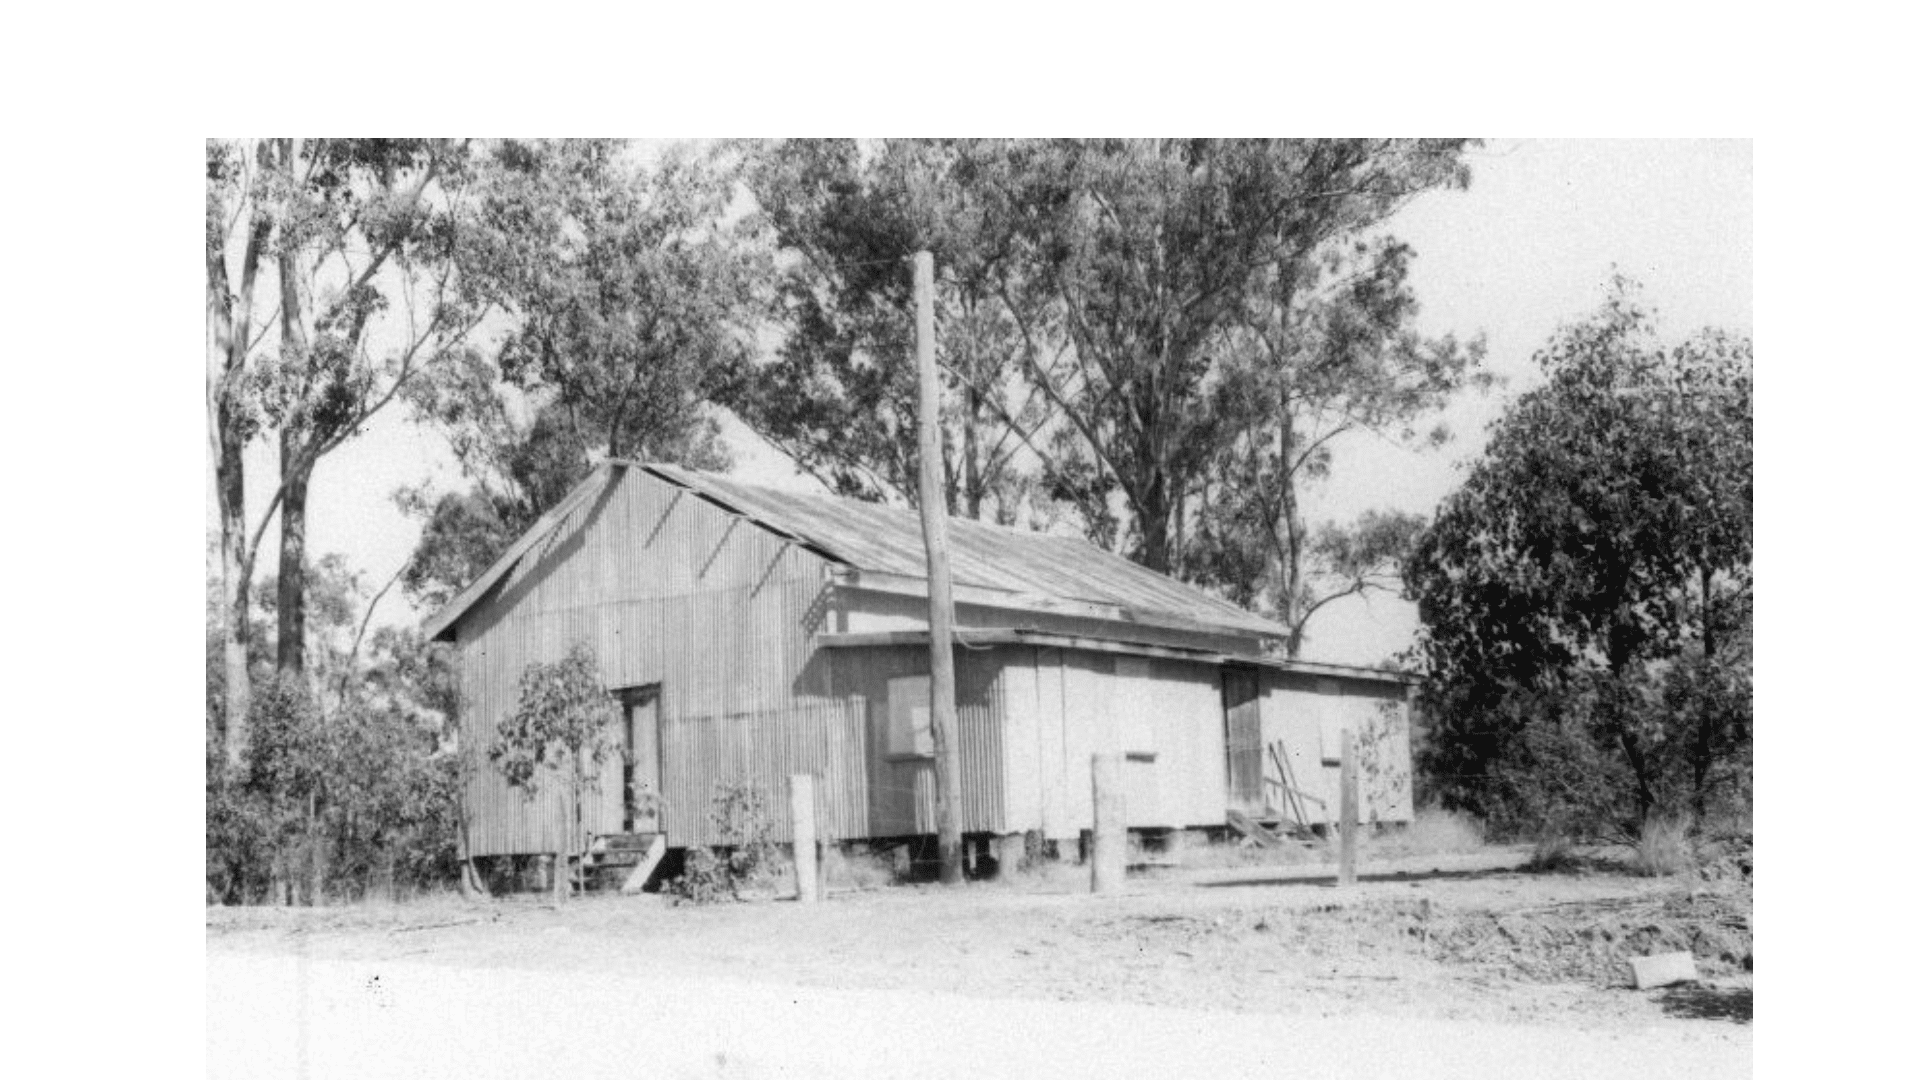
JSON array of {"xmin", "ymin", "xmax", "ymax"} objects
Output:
[
  {"xmin": 401, "ymin": 140, "xmax": 765, "ymax": 608},
  {"xmin": 1186, "ymin": 229, "xmax": 1488, "ymax": 657},
  {"xmin": 730, "ymin": 138, "xmax": 1059, "ymax": 522},
  {"xmin": 207, "ymin": 139, "xmax": 490, "ymax": 752},
  {"xmin": 1015, "ymin": 139, "xmax": 1479, "ymax": 579}
]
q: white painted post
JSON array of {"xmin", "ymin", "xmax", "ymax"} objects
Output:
[
  {"xmin": 1091, "ymin": 754, "xmax": 1126, "ymax": 893},
  {"xmin": 791, "ymin": 773, "xmax": 820, "ymax": 903}
]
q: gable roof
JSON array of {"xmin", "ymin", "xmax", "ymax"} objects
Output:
[{"xmin": 424, "ymin": 460, "xmax": 1290, "ymax": 642}]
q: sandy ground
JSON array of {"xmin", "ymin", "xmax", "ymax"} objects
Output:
[{"xmin": 206, "ymin": 848, "xmax": 1752, "ymax": 1078}]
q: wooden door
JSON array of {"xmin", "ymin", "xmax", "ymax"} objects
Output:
[
  {"xmin": 1222, "ymin": 668, "xmax": 1263, "ymax": 813},
  {"xmin": 622, "ymin": 687, "xmax": 662, "ymax": 833}
]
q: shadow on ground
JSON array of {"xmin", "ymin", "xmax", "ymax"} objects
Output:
[
  {"xmin": 1196, "ymin": 866, "xmax": 1522, "ymax": 890},
  {"xmin": 1657, "ymin": 985, "xmax": 1752, "ymax": 1024}
]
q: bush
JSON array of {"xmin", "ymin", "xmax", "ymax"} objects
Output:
[
  {"xmin": 206, "ymin": 674, "xmax": 464, "ymax": 905},
  {"xmin": 1633, "ymin": 814, "xmax": 1696, "ymax": 878},
  {"xmin": 668, "ymin": 780, "xmax": 789, "ymax": 904},
  {"xmin": 1524, "ymin": 833, "xmax": 1576, "ymax": 873}
]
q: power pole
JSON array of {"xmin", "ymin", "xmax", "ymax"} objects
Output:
[{"xmin": 914, "ymin": 250, "xmax": 965, "ymax": 885}]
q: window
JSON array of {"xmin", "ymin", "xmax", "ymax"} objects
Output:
[{"xmin": 886, "ymin": 675, "xmax": 934, "ymax": 758}]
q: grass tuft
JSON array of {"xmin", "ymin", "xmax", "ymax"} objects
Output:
[{"xmin": 1632, "ymin": 814, "xmax": 1697, "ymax": 878}]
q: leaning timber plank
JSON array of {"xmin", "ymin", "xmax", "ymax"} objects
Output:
[
  {"xmin": 1226, "ymin": 809, "xmax": 1283, "ymax": 848},
  {"xmin": 619, "ymin": 834, "xmax": 668, "ymax": 895}
]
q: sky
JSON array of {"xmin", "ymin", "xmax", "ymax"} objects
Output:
[{"xmin": 212, "ymin": 138, "xmax": 1753, "ymax": 667}]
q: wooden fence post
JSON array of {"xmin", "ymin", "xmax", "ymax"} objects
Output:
[
  {"xmin": 1338, "ymin": 729, "xmax": 1359, "ymax": 887},
  {"xmin": 1091, "ymin": 754, "xmax": 1125, "ymax": 893},
  {"xmin": 792, "ymin": 773, "xmax": 820, "ymax": 903}
]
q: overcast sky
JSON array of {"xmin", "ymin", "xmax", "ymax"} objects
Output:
[{"xmin": 213, "ymin": 138, "xmax": 1753, "ymax": 666}]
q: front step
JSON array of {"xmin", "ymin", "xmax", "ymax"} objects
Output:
[{"xmin": 584, "ymin": 832, "xmax": 668, "ymax": 894}]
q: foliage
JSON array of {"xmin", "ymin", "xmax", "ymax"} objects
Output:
[
  {"xmin": 668, "ymin": 780, "xmax": 787, "ymax": 904},
  {"xmin": 207, "ymin": 672, "xmax": 463, "ymax": 904},
  {"xmin": 730, "ymin": 139, "xmax": 1059, "ymax": 522},
  {"xmin": 207, "ymin": 137, "xmax": 492, "ymax": 698},
  {"xmin": 668, "ymin": 848, "xmax": 737, "ymax": 905},
  {"xmin": 1353, "ymin": 701, "xmax": 1413, "ymax": 823},
  {"xmin": 1404, "ymin": 280, "xmax": 1753, "ymax": 838},
  {"xmin": 456, "ymin": 139, "xmax": 755, "ymax": 467},
  {"xmin": 490, "ymin": 644, "xmax": 618, "ymax": 862},
  {"xmin": 401, "ymin": 140, "xmax": 759, "ymax": 605},
  {"xmin": 1013, "ymin": 139, "xmax": 1480, "ymax": 575},
  {"xmin": 731, "ymin": 139, "xmax": 1481, "ymax": 656}
]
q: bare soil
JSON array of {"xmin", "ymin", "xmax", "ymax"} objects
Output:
[{"xmin": 205, "ymin": 845, "xmax": 1752, "ymax": 1033}]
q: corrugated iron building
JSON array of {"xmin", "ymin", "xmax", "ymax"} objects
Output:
[{"xmin": 425, "ymin": 461, "xmax": 1417, "ymax": 857}]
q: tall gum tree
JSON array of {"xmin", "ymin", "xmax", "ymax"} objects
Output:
[
  {"xmin": 401, "ymin": 140, "xmax": 764, "ymax": 607},
  {"xmin": 730, "ymin": 139, "xmax": 1061, "ymax": 523},
  {"xmin": 1188, "ymin": 230, "xmax": 1489, "ymax": 657},
  {"xmin": 208, "ymin": 138, "xmax": 492, "ymax": 702},
  {"xmin": 1007, "ymin": 139, "xmax": 1478, "ymax": 577}
]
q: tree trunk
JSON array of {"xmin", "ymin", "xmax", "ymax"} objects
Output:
[
  {"xmin": 208, "ymin": 190, "xmax": 267, "ymax": 761},
  {"xmin": 217, "ymin": 408, "xmax": 252, "ymax": 761},
  {"xmin": 274, "ymin": 139, "xmax": 312, "ymax": 680},
  {"xmin": 1277, "ymin": 405, "xmax": 1308, "ymax": 659},
  {"xmin": 276, "ymin": 449, "xmax": 310, "ymax": 676},
  {"xmin": 1690, "ymin": 563, "xmax": 1716, "ymax": 819},
  {"xmin": 1136, "ymin": 472, "xmax": 1174, "ymax": 574}
]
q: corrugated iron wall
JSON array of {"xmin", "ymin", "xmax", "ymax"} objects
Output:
[
  {"xmin": 828, "ymin": 644, "xmax": 1006, "ymax": 836},
  {"xmin": 458, "ymin": 469, "xmax": 835, "ymax": 857},
  {"xmin": 658, "ymin": 698, "xmax": 870, "ymax": 847}
]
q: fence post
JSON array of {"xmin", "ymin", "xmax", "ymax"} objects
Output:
[
  {"xmin": 791, "ymin": 773, "xmax": 820, "ymax": 903},
  {"xmin": 1338, "ymin": 729, "xmax": 1359, "ymax": 887},
  {"xmin": 1091, "ymin": 754, "xmax": 1125, "ymax": 893}
]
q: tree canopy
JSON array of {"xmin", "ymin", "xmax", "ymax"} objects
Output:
[
  {"xmin": 1403, "ymin": 280, "xmax": 1753, "ymax": 834},
  {"xmin": 727, "ymin": 139, "xmax": 1482, "ymax": 654},
  {"xmin": 399, "ymin": 140, "xmax": 764, "ymax": 608}
]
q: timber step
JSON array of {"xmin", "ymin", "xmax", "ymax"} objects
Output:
[{"xmin": 584, "ymin": 832, "xmax": 668, "ymax": 894}]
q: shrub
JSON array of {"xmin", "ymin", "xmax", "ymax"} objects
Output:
[
  {"xmin": 206, "ymin": 674, "xmax": 464, "ymax": 905},
  {"xmin": 669, "ymin": 849, "xmax": 736, "ymax": 905},
  {"xmin": 1633, "ymin": 814, "xmax": 1697, "ymax": 877},
  {"xmin": 668, "ymin": 780, "xmax": 789, "ymax": 904}
]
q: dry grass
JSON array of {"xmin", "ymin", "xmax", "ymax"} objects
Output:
[
  {"xmin": 822, "ymin": 847, "xmax": 898, "ymax": 892},
  {"xmin": 1363, "ymin": 810, "xmax": 1487, "ymax": 860},
  {"xmin": 1632, "ymin": 815, "xmax": 1697, "ymax": 878},
  {"xmin": 1524, "ymin": 834, "xmax": 1577, "ymax": 873}
]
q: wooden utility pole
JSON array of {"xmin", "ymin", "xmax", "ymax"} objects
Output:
[
  {"xmin": 914, "ymin": 250, "xmax": 965, "ymax": 885},
  {"xmin": 1337, "ymin": 729, "xmax": 1359, "ymax": 887},
  {"xmin": 1090, "ymin": 754, "xmax": 1126, "ymax": 893},
  {"xmin": 791, "ymin": 773, "xmax": 820, "ymax": 903}
]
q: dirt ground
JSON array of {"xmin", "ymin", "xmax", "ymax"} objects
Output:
[{"xmin": 205, "ymin": 845, "xmax": 1753, "ymax": 1035}]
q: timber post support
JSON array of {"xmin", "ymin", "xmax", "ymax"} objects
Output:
[
  {"xmin": 791, "ymin": 773, "xmax": 820, "ymax": 903},
  {"xmin": 1091, "ymin": 754, "xmax": 1126, "ymax": 893},
  {"xmin": 1338, "ymin": 729, "xmax": 1359, "ymax": 887}
]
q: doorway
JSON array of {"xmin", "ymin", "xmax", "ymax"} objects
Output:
[
  {"xmin": 619, "ymin": 685, "xmax": 662, "ymax": 833},
  {"xmin": 1221, "ymin": 667, "xmax": 1263, "ymax": 813}
]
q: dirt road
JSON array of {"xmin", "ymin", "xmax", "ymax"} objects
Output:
[
  {"xmin": 207, "ymin": 950, "xmax": 1748, "ymax": 1080},
  {"xmin": 206, "ymin": 851, "xmax": 1751, "ymax": 1078}
]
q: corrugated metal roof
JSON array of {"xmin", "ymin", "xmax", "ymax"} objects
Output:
[
  {"xmin": 426, "ymin": 460, "xmax": 1291, "ymax": 641},
  {"xmin": 640, "ymin": 463, "xmax": 1286, "ymax": 639},
  {"xmin": 814, "ymin": 629, "xmax": 1420, "ymax": 684}
]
